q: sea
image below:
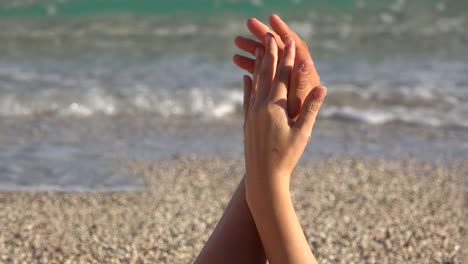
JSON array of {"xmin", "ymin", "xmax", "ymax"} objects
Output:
[{"xmin": 0, "ymin": 0, "xmax": 467, "ymax": 191}]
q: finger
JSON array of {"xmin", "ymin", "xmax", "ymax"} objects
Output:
[
  {"xmin": 288, "ymin": 59, "xmax": 315, "ymax": 118},
  {"xmin": 269, "ymin": 15, "xmax": 302, "ymax": 45},
  {"xmin": 269, "ymin": 14, "xmax": 321, "ymax": 117},
  {"xmin": 250, "ymin": 47, "xmax": 264, "ymax": 107},
  {"xmin": 233, "ymin": 54, "xmax": 255, "ymax": 74},
  {"xmin": 293, "ymin": 86, "xmax": 327, "ymax": 135},
  {"xmin": 243, "ymin": 75, "xmax": 253, "ymax": 121},
  {"xmin": 269, "ymin": 14, "xmax": 311, "ymax": 63},
  {"xmin": 235, "ymin": 36, "xmax": 264, "ymax": 56},
  {"xmin": 256, "ymin": 33, "xmax": 278, "ymax": 104},
  {"xmin": 247, "ymin": 18, "xmax": 285, "ymax": 50},
  {"xmin": 269, "ymin": 36, "xmax": 295, "ymax": 103}
]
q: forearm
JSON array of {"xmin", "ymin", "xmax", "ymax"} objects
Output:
[
  {"xmin": 194, "ymin": 177, "xmax": 266, "ymax": 264},
  {"xmin": 246, "ymin": 177, "xmax": 317, "ymax": 264},
  {"xmin": 239, "ymin": 21, "xmax": 326, "ymax": 264}
]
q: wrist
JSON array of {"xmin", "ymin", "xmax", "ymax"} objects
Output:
[
  {"xmin": 245, "ymin": 169, "xmax": 290, "ymax": 189},
  {"xmin": 245, "ymin": 165, "xmax": 291, "ymax": 186},
  {"xmin": 245, "ymin": 173, "xmax": 291, "ymax": 208}
]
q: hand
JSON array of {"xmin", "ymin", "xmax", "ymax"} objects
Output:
[
  {"xmin": 235, "ymin": 14, "xmax": 321, "ymax": 118},
  {"xmin": 243, "ymin": 33, "xmax": 327, "ymax": 191}
]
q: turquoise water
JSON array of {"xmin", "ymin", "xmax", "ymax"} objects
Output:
[
  {"xmin": 0, "ymin": 0, "xmax": 467, "ymax": 190},
  {"xmin": 1, "ymin": 0, "xmax": 463, "ymax": 17}
]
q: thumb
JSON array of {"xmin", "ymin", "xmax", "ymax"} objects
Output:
[{"xmin": 293, "ymin": 86, "xmax": 327, "ymax": 135}]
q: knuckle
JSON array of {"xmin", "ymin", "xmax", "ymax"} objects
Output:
[{"xmin": 296, "ymin": 76, "xmax": 310, "ymax": 90}]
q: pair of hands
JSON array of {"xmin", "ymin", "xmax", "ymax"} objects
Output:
[{"xmin": 235, "ymin": 14, "xmax": 327, "ymax": 189}]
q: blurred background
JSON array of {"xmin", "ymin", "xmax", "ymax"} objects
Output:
[{"xmin": 0, "ymin": 0, "xmax": 467, "ymax": 191}]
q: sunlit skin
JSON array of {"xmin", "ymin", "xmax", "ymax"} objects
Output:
[
  {"xmin": 244, "ymin": 33, "xmax": 326, "ymax": 264},
  {"xmin": 234, "ymin": 14, "xmax": 321, "ymax": 118},
  {"xmin": 195, "ymin": 14, "xmax": 325, "ymax": 264}
]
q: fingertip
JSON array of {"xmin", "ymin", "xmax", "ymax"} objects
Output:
[
  {"xmin": 232, "ymin": 54, "xmax": 241, "ymax": 64},
  {"xmin": 233, "ymin": 54, "xmax": 256, "ymax": 74},
  {"xmin": 247, "ymin": 17, "xmax": 258, "ymax": 27},
  {"xmin": 265, "ymin": 32, "xmax": 272, "ymax": 45},
  {"xmin": 270, "ymin": 13, "xmax": 286, "ymax": 28},
  {"xmin": 270, "ymin": 14, "xmax": 280, "ymax": 22},
  {"xmin": 232, "ymin": 55, "xmax": 243, "ymax": 69},
  {"xmin": 321, "ymin": 86, "xmax": 328, "ymax": 95},
  {"xmin": 312, "ymin": 86, "xmax": 327, "ymax": 101},
  {"xmin": 318, "ymin": 85, "xmax": 327, "ymax": 94},
  {"xmin": 321, "ymin": 86, "xmax": 328, "ymax": 99},
  {"xmin": 243, "ymin": 75, "xmax": 252, "ymax": 85}
]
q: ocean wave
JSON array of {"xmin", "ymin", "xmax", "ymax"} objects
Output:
[
  {"xmin": 1, "ymin": 52, "xmax": 467, "ymax": 129},
  {"xmin": 0, "ymin": 86, "xmax": 244, "ymax": 118},
  {"xmin": 1, "ymin": 85, "xmax": 467, "ymax": 129},
  {"xmin": 321, "ymin": 106, "xmax": 468, "ymax": 128}
]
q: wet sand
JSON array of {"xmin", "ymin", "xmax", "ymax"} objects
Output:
[{"xmin": 0, "ymin": 158, "xmax": 466, "ymax": 263}]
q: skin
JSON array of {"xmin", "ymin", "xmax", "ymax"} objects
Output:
[
  {"xmin": 233, "ymin": 14, "xmax": 321, "ymax": 118},
  {"xmin": 195, "ymin": 15, "xmax": 325, "ymax": 264},
  {"xmin": 193, "ymin": 178, "xmax": 266, "ymax": 264},
  {"xmin": 244, "ymin": 33, "xmax": 326, "ymax": 264}
]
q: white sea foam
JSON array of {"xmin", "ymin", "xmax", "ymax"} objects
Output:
[
  {"xmin": 0, "ymin": 54, "xmax": 467, "ymax": 129},
  {"xmin": 0, "ymin": 84, "xmax": 467, "ymax": 129}
]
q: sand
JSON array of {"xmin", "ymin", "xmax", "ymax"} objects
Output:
[{"xmin": 0, "ymin": 158, "xmax": 466, "ymax": 263}]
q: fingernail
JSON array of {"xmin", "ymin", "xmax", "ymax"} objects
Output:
[
  {"xmin": 284, "ymin": 35, "xmax": 292, "ymax": 47},
  {"xmin": 300, "ymin": 60, "xmax": 313, "ymax": 73},
  {"xmin": 265, "ymin": 33, "xmax": 272, "ymax": 44}
]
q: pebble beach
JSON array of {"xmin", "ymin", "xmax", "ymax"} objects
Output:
[{"xmin": 0, "ymin": 158, "xmax": 465, "ymax": 263}]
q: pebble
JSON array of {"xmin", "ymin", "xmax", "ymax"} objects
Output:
[{"xmin": 0, "ymin": 158, "xmax": 465, "ymax": 263}]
